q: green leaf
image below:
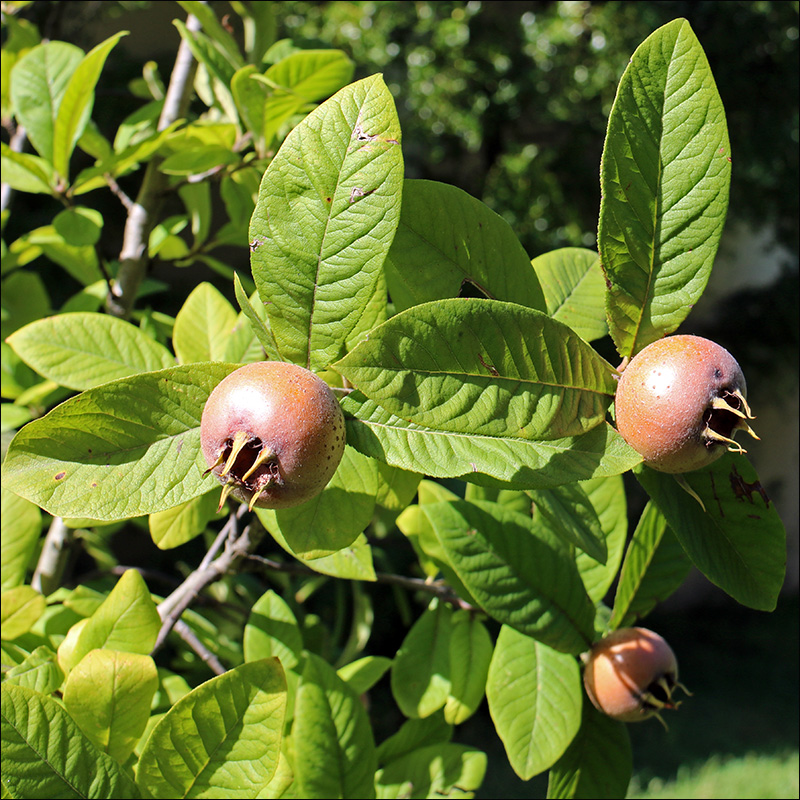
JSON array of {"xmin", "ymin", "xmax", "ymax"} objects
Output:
[
  {"xmin": 376, "ymin": 712, "xmax": 452, "ymax": 767},
  {"xmin": 635, "ymin": 454, "xmax": 785, "ymax": 611},
  {"xmin": 385, "ymin": 179, "xmax": 545, "ymax": 313},
  {"xmin": 1, "ymin": 488, "xmax": 41, "ymax": 591},
  {"xmin": 1, "ymin": 586, "xmax": 46, "ymax": 640},
  {"xmin": 1, "ymin": 683, "xmax": 140, "ymax": 799},
  {"xmin": 250, "ymin": 73, "xmax": 403, "ymax": 370},
  {"xmin": 610, "ymin": 501, "xmax": 692, "ymax": 629},
  {"xmin": 335, "ymin": 299, "xmax": 617, "ymax": 441},
  {"xmin": 52, "ymin": 32, "xmax": 127, "ymax": 179},
  {"xmin": 10, "ymin": 42, "xmax": 83, "ymax": 163},
  {"xmin": 293, "ymin": 652, "xmax": 377, "ymax": 799},
  {"xmin": 7, "ymin": 313, "xmax": 175, "ymax": 390},
  {"xmin": 391, "ymin": 603, "xmax": 453, "ymax": 719},
  {"xmin": 531, "ymin": 248, "xmax": 608, "ymax": 342},
  {"xmin": 599, "ymin": 18, "xmax": 731, "ymax": 357},
  {"xmin": 172, "ymin": 283, "xmax": 238, "ymax": 364},
  {"xmin": 148, "ymin": 491, "xmax": 223, "ymax": 550},
  {"xmin": 53, "ymin": 207, "xmax": 103, "ymax": 246},
  {"xmin": 529, "ymin": 482, "xmax": 607, "ymax": 564},
  {"xmin": 375, "ymin": 743, "xmax": 487, "ymax": 799},
  {"xmin": 337, "ymin": 655, "xmax": 392, "ymax": 696},
  {"xmin": 0, "ymin": 142, "xmax": 56, "ymax": 194},
  {"xmin": 443, "ymin": 611, "xmax": 492, "ymax": 725},
  {"xmin": 486, "ymin": 625, "xmax": 581, "ymax": 780},
  {"xmin": 1, "ymin": 363, "xmax": 238, "ymax": 521},
  {"xmin": 231, "ymin": 64, "xmax": 268, "ymax": 142},
  {"xmin": 2, "ymin": 646, "xmax": 63, "ymax": 695},
  {"xmin": 574, "ymin": 475, "xmax": 629, "ymax": 605},
  {"xmin": 243, "ymin": 589, "xmax": 304, "ymax": 671},
  {"xmin": 159, "ymin": 145, "xmax": 239, "ymax": 176},
  {"xmin": 547, "ymin": 701, "xmax": 632, "ymax": 800},
  {"xmin": 176, "ymin": 1, "xmax": 244, "ymax": 69},
  {"xmin": 58, "ymin": 570, "xmax": 161, "ymax": 675},
  {"xmin": 8, "ymin": 225, "xmax": 102, "ymax": 286},
  {"xmin": 137, "ymin": 658, "xmax": 287, "ymax": 800},
  {"xmin": 255, "ymin": 446, "xmax": 378, "ymax": 560},
  {"xmin": 259, "ymin": 49, "xmax": 355, "ymax": 146},
  {"xmin": 62, "ymin": 650, "xmax": 157, "ymax": 764},
  {"xmin": 343, "ymin": 392, "xmax": 641, "ymax": 490},
  {"xmin": 1, "ymin": 272, "xmax": 51, "ymax": 341},
  {"xmin": 424, "ymin": 500, "xmax": 595, "ymax": 654}
]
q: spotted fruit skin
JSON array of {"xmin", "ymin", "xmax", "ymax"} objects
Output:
[
  {"xmin": 200, "ymin": 361, "xmax": 345, "ymax": 509},
  {"xmin": 583, "ymin": 627, "xmax": 680, "ymax": 723},
  {"xmin": 614, "ymin": 335, "xmax": 756, "ymax": 473}
]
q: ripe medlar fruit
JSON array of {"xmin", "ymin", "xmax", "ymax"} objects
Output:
[
  {"xmin": 200, "ymin": 361, "xmax": 346, "ymax": 510},
  {"xmin": 583, "ymin": 627, "xmax": 689, "ymax": 725},
  {"xmin": 614, "ymin": 335, "xmax": 758, "ymax": 473}
]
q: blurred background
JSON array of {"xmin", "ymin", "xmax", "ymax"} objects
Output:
[{"xmin": 7, "ymin": 1, "xmax": 799, "ymax": 797}]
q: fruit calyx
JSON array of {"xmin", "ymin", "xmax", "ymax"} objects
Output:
[
  {"xmin": 704, "ymin": 388, "xmax": 759, "ymax": 454},
  {"xmin": 203, "ymin": 430, "xmax": 282, "ymax": 512}
]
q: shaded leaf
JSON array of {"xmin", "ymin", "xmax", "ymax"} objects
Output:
[
  {"xmin": 385, "ymin": 179, "xmax": 545, "ymax": 313},
  {"xmin": 486, "ymin": 626, "xmax": 581, "ymax": 780}
]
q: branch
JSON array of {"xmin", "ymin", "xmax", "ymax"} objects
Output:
[
  {"xmin": 0, "ymin": 124, "xmax": 28, "ymax": 216},
  {"xmin": 106, "ymin": 12, "xmax": 202, "ymax": 319},
  {"xmin": 246, "ymin": 553, "xmax": 476, "ymax": 612},
  {"xmin": 151, "ymin": 504, "xmax": 261, "ymax": 656},
  {"xmin": 31, "ymin": 517, "xmax": 73, "ymax": 596}
]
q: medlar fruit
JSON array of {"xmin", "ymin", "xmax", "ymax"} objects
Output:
[
  {"xmin": 614, "ymin": 335, "xmax": 758, "ymax": 473},
  {"xmin": 583, "ymin": 627, "xmax": 689, "ymax": 725},
  {"xmin": 200, "ymin": 361, "xmax": 346, "ymax": 510}
]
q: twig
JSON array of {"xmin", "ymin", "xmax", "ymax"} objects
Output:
[
  {"xmin": 152, "ymin": 504, "xmax": 257, "ymax": 656},
  {"xmin": 171, "ymin": 619, "xmax": 227, "ymax": 676},
  {"xmin": 107, "ymin": 11, "xmax": 202, "ymax": 319},
  {"xmin": 31, "ymin": 517, "xmax": 73, "ymax": 596},
  {"xmin": 246, "ymin": 553, "xmax": 476, "ymax": 612}
]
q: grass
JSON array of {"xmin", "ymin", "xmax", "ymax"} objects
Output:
[{"xmin": 628, "ymin": 750, "xmax": 799, "ymax": 799}]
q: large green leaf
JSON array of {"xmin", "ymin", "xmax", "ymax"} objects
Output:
[
  {"xmin": 7, "ymin": 313, "xmax": 175, "ymax": 390},
  {"xmin": 1, "ymin": 683, "xmax": 139, "ymax": 799},
  {"xmin": 293, "ymin": 652, "xmax": 377, "ymax": 799},
  {"xmin": 424, "ymin": 500, "xmax": 595, "ymax": 654},
  {"xmin": 0, "ymin": 142, "xmax": 56, "ymax": 194},
  {"xmin": 547, "ymin": 701, "xmax": 632, "ymax": 799},
  {"xmin": 1, "ymin": 586, "xmax": 46, "ymax": 640},
  {"xmin": 375, "ymin": 743, "xmax": 487, "ymax": 799},
  {"xmin": 57, "ymin": 569, "xmax": 161, "ymax": 676},
  {"xmin": 385, "ymin": 179, "xmax": 545, "ymax": 313},
  {"xmin": 391, "ymin": 603, "xmax": 453, "ymax": 719},
  {"xmin": 599, "ymin": 18, "xmax": 731, "ymax": 357},
  {"xmin": 62, "ymin": 650, "xmax": 157, "ymax": 764},
  {"xmin": 343, "ymin": 391, "xmax": 640, "ymax": 489},
  {"xmin": 635, "ymin": 454, "xmax": 785, "ymax": 610},
  {"xmin": 1, "ymin": 363, "xmax": 238, "ymax": 520},
  {"xmin": 531, "ymin": 248, "xmax": 608, "ymax": 342},
  {"xmin": 486, "ymin": 625, "xmax": 581, "ymax": 780},
  {"xmin": 10, "ymin": 42, "xmax": 83, "ymax": 164},
  {"xmin": 148, "ymin": 491, "xmax": 224, "ymax": 550},
  {"xmin": 52, "ymin": 32, "xmax": 127, "ymax": 179},
  {"xmin": 136, "ymin": 658, "xmax": 287, "ymax": 799},
  {"xmin": 249, "ymin": 73, "xmax": 403, "ymax": 370},
  {"xmin": 336, "ymin": 299, "xmax": 617, "ymax": 441},
  {"xmin": 610, "ymin": 501, "xmax": 692, "ymax": 629}
]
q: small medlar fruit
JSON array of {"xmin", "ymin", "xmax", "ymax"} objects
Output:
[
  {"xmin": 583, "ymin": 627, "xmax": 689, "ymax": 725},
  {"xmin": 614, "ymin": 335, "xmax": 758, "ymax": 473},
  {"xmin": 200, "ymin": 361, "xmax": 346, "ymax": 510}
]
